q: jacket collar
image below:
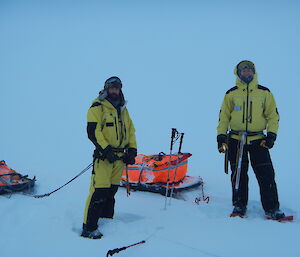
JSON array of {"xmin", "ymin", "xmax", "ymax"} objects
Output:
[
  {"xmin": 95, "ymin": 90, "xmax": 127, "ymax": 111},
  {"xmin": 234, "ymin": 66, "xmax": 259, "ymax": 90}
]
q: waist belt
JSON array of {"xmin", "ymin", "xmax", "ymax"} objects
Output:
[
  {"xmin": 93, "ymin": 147, "xmax": 127, "ymax": 157},
  {"xmin": 93, "ymin": 148, "xmax": 125, "ymax": 161},
  {"xmin": 230, "ymin": 130, "xmax": 264, "ymax": 137},
  {"xmin": 111, "ymin": 148, "xmax": 127, "ymax": 153}
]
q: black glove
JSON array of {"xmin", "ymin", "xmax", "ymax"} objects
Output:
[
  {"xmin": 102, "ymin": 146, "xmax": 119, "ymax": 163},
  {"xmin": 217, "ymin": 134, "xmax": 228, "ymax": 153},
  {"xmin": 123, "ymin": 148, "xmax": 137, "ymax": 165},
  {"xmin": 260, "ymin": 132, "xmax": 277, "ymax": 149}
]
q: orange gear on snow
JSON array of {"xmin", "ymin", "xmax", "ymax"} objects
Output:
[
  {"xmin": 0, "ymin": 161, "xmax": 35, "ymax": 194},
  {"xmin": 121, "ymin": 153, "xmax": 192, "ymax": 184},
  {"xmin": 0, "ymin": 161, "xmax": 19, "ymax": 186}
]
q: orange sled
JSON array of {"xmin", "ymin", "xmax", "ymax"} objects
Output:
[
  {"xmin": 0, "ymin": 160, "xmax": 36, "ymax": 195},
  {"xmin": 120, "ymin": 153, "xmax": 202, "ymax": 195}
]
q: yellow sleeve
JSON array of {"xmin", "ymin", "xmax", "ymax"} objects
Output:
[
  {"xmin": 87, "ymin": 105, "xmax": 109, "ymax": 150},
  {"xmin": 264, "ymin": 92, "xmax": 279, "ymax": 134},
  {"xmin": 217, "ymin": 94, "xmax": 233, "ymax": 135}
]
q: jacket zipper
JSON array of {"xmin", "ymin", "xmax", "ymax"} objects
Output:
[
  {"xmin": 119, "ymin": 117, "xmax": 124, "ymax": 145},
  {"xmin": 246, "ymin": 84, "xmax": 249, "ymax": 142},
  {"xmin": 249, "ymin": 98, "xmax": 253, "ymax": 123},
  {"xmin": 242, "ymin": 98, "xmax": 246, "ymax": 123},
  {"xmin": 114, "ymin": 116, "xmax": 119, "ymax": 141},
  {"xmin": 124, "ymin": 122, "xmax": 127, "ymax": 140}
]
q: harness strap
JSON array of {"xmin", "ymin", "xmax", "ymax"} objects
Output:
[
  {"xmin": 111, "ymin": 148, "xmax": 127, "ymax": 153},
  {"xmin": 230, "ymin": 130, "xmax": 264, "ymax": 137}
]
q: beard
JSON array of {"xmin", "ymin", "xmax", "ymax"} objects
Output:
[
  {"xmin": 240, "ymin": 75, "xmax": 253, "ymax": 84},
  {"xmin": 108, "ymin": 93, "xmax": 120, "ymax": 100}
]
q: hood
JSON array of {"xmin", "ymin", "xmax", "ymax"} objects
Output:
[
  {"xmin": 234, "ymin": 61, "xmax": 259, "ymax": 90},
  {"xmin": 96, "ymin": 89, "xmax": 127, "ymax": 110}
]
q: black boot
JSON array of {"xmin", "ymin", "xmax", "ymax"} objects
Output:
[
  {"xmin": 81, "ymin": 223, "xmax": 103, "ymax": 239},
  {"xmin": 265, "ymin": 209, "xmax": 285, "ymax": 220},
  {"xmin": 230, "ymin": 206, "xmax": 247, "ymax": 217}
]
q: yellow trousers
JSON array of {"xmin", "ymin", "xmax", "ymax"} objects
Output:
[{"xmin": 83, "ymin": 159, "xmax": 124, "ymax": 225}]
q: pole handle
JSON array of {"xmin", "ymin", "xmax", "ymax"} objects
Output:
[
  {"xmin": 170, "ymin": 128, "xmax": 178, "ymax": 151},
  {"xmin": 178, "ymin": 133, "xmax": 184, "ymax": 153},
  {"xmin": 106, "ymin": 241, "xmax": 145, "ymax": 256}
]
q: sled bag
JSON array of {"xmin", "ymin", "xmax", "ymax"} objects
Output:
[{"xmin": 121, "ymin": 153, "xmax": 192, "ymax": 184}]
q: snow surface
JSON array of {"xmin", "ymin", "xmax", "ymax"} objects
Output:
[{"xmin": 1, "ymin": 1, "xmax": 300, "ymax": 257}]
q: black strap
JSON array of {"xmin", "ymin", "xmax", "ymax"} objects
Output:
[
  {"xmin": 111, "ymin": 148, "xmax": 126, "ymax": 153},
  {"xmin": 230, "ymin": 130, "xmax": 264, "ymax": 137},
  {"xmin": 93, "ymin": 149, "xmax": 124, "ymax": 161},
  {"xmin": 0, "ymin": 172, "xmax": 24, "ymax": 178}
]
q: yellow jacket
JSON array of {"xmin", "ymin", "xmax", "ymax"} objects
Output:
[
  {"xmin": 87, "ymin": 96, "xmax": 137, "ymax": 151},
  {"xmin": 217, "ymin": 65, "xmax": 279, "ymax": 143}
]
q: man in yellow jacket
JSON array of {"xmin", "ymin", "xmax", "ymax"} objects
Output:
[
  {"xmin": 217, "ymin": 60, "xmax": 285, "ymax": 220},
  {"xmin": 81, "ymin": 76, "xmax": 137, "ymax": 239}
]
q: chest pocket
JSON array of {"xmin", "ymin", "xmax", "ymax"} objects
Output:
[
  {"xmin": 99, "ymin": 106, "xmax": 115, "ymax": 130},
  {"xmin": 232, "ymin": 96, "xmax": 245, "ymax": 112},
  {"xmin": 102, "ymin": 115, "xmax": 116, "ymax": 130},
  {"xmin": 251, "ymin": 96, "xmax": 266, "ymax": 119}
]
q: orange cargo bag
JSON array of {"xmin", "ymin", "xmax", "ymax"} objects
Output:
[{"xmin": 121, "ymin": 153, "xmax": 192, "ymax": 184}]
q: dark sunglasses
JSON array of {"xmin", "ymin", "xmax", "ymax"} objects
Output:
[
  {"xmin": 105, "ymin": 77, "xmax": 122, "ymax": 89},
  {"xmin": 237, "ymin": 61, "xmax": 255, "ymax": 72},
  {"xmin": 106, "ymin": 77, "xmax": 121, "ymax": 84}
]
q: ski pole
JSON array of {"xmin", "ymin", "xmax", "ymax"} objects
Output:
[
  {"xmin": 106, "ymin": 240, "xmax": 146, "ymax": 257},
  {"xmin": 137, "ymin": 162, "xmax": 147, "ymax": 189},
  {"xmin": 195, "ymin": 178, "xmax": 210, "ymax": 204},
  {"xmin": 169, "ymin": 132, "xmax": 184, "ymax": 204},
  {"xmin": 178, "ymin": 132, "xmax": 184, "ymax": 154},
  {"xmin": 125, "ymin": 164, "xmax": 131, "ymax": 197},
  {"xmin": 164, "ymin": 128, "xmax": 177, "ymax": 210},
  {"xmin": 34, "ymin": 162, "xmax": 93, "ymax": 198},
  {"xmin": 233, "ymin": 132, "xmax": 247, "ymax": 192},
  {"xmin": 224, "ymin": 133, "xmax": 229, "ymax": 174},
  {"xmin": 201, "ymin": 180, "xmax": 210, "ymax": 203}
]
